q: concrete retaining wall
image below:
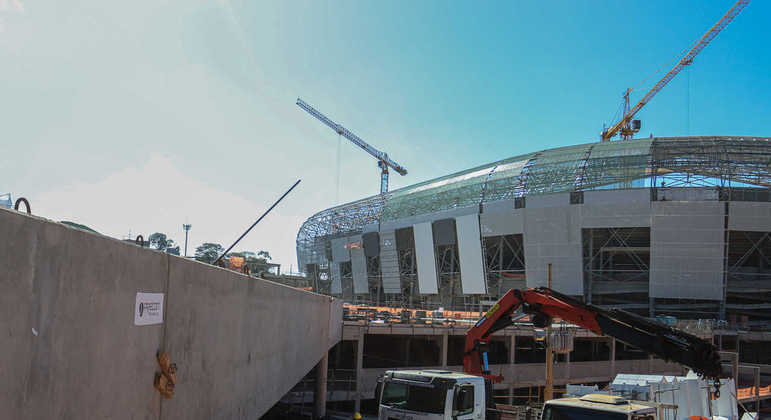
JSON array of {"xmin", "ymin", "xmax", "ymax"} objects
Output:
[{"xmin": 0, "ymin": 207, "xmax": 342, "ymax": 419}]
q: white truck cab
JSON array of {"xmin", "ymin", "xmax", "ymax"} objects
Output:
[
  {"xmin": 376, "ymin": 370, "xmax": 489, "ymax": 420},
  {"xmin": 376, "ymin": 371, "xmax": 663, "ymax": 420},
  {"xmin": 543, "ymin": 394, "xmax": 661, "ymax": 420}
]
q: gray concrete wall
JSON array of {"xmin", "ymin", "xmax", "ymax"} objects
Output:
[
  {"xmin": 0, "ymin": 207, "xmax": 341, "ymax": 420},
  {"xmin": 650, "ymin": 201, "xmax": 725, "ymax": 300},
  {"xmin": 523, "ymin": 204, "xmax": 583, "ymax": 295},
  {"xmin": 729, "ymin": 202, "xmax": 771, "ymax": 232}
]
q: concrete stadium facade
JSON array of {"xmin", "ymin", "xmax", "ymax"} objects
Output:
[{"xmin": 297, "ymin": 136, "xmax": 771, "ymax": 323}]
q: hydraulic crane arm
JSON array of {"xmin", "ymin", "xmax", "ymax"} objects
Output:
[{"xmin": 464, "ymin": 288, "xmax": 722, "ymax": 385}]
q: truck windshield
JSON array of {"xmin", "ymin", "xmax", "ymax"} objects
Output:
[
  {"xmin": 543, "ymin": 405, "xmax": 627, "ymax": 420},
  {"xmin": 381, "ymin": 382, "xmax": 447, "ymax": 414}
]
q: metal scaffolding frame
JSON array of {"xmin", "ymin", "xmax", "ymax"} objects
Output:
[
  {"xmin": 726, "ymin": 230, "xmax": 771, "ymax": 319},
  {"xmin": 483, "ymin": 234, "xmax": 526, "ymax": 299},
  {"xmin": 582, "ymin": 227, "xmax": 651, "ymax": 313}
]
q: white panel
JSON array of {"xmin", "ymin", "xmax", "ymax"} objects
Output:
[
  {"xmin": 413, "ymin": 222, "xmax": 439, "ymax": 294},
  {"xmin": 729, "ymin": 202, "xmax": 771, "ymax": 232},
  {"xmin": 523, "ymin": 206, "xmax": 583, "ymax": 295},
  {"xmin": 456, "ymin": 214, "xmax": 487, "ymax": 294},
  {"xmin": 351, "ymin": 247, "xmax": 368, "ymax": 294},
  {"xmin": 483, "ymin": 199, "xmax": 515, "ymax": 214},
  {"xmin": 527, "ymin": 193, "xmax": 571, "ymax": 209},
  {"xmin": 363, "ymin": 223, "xmax": 379, "ymax": 233},
  {"xmin": 480, "ymin": 209, "xmax": 524, "ymax": 237},
  {"xmin": 658, "ymin": 187, "xmax": 719, "ymax": 202},
  {"xmin": 330, "ymin": 237, "xmax": 350, "ymax": 262},
  {"xmin": 379, "ymin": 205, "xmax": 478, "ymax": 232},
  {"xmin": 581, "ymin": 203, "xmax": 652, "ymax": 228},
  {"xmin": 650, "ymin": 202, "xmax": 724, "ymax": 300},
  {"xmin": 584, "ymin": 189, "xmax": 649, "ymax": 205},
  {"xmin": 330, "ymin": 263, "xmax": 342, "ymax": 294},
  {"xmin": 379, "ymin": 230, "xmax": 401, "ymax": 293}
]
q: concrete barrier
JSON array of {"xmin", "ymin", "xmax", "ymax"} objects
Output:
[{"xmin": 0, "ymin": 207, "xmax": 342, "ymax": 419}]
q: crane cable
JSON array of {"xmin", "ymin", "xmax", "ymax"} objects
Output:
[
  {"xmin": 632, "ymin": 35, "xmax": 700, "ymax": 93},
  {"xmin": 609, "ymin": 33, "xmax": 702, "ymax": 132},
  {"xmin": 625, "ymin": 14, "xmax": 715, "ymax": 113},
  {"xmin": 336, "ymin": 133, "xmax": 342, "ymax": 204}
]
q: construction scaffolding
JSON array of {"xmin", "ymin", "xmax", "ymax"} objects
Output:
[{"xmin": 582, "ymin": 227, "xmax": 651, "ymax": 314}]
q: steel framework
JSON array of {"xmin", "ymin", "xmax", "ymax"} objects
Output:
[
  {"xmin": 297, "ymin": 136, "xmax": 771, "ymax": 314},
  {"xmin": 582, "ymin": 227, "xmax": 651, "ymax": 314},
  {"xmin": 299, "ymin": 136, "xmax": 770, "ymax": 270}
]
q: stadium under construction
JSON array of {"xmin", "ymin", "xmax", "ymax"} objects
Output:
[{"xmin": 297, "ymin": 136, "xmax": 771, "ymax": 324}]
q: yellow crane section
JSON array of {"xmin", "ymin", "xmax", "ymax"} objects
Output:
[{"xmin": 602, "ymin": 0, "xmax": 750, "ymax": 142}]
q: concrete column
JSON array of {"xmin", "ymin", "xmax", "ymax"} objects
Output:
[
  {"xmin": 755, "ymin": 366, "xmax": 761, "ymax": 414},
  {"xmin": 509, "ymin": 334, "xmax": 516, "ymax": 365},
  {"xmin": 610, "ymin": 339, "xmax": 616, "ymax": 378},
  {"xmin": 441, "ymin": 332, "xmax": 448, "ymax": 367},
  {"xmin": 508, "ymin": 333, "xmax": 516, "ymax": 406},
  {"xmin": 565, "ymin": 349, "xmax": 571, "ymax": 383},
  {"xmin": 545, "ymin": 346, "xmax": 553, "ymax": 401},
  {"xmin": 354, "ymin": 331, "xmax": 364, "ymax": 413},
  {"xmin": 314, "ymin": 354, "xmax": 328, "ymax": 420}
]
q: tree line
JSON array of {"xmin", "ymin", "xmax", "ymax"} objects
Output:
[
  {"xmin": 194, "ymin": 242, "xmax": 273, "ymax": 273},
  {"xmin": 144, "ymin": 233, "xmax": 273, "ymax": 274}
]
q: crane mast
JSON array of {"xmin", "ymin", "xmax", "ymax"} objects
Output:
[
  {"xmin": 296, "ymin": 98, "xmax": 407, "ymax": 194},
  {"xmin": 601, "ymin": 0, "xmax": 749, "ymax": 142}
]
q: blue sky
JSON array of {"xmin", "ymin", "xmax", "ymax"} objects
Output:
[{"xmin": 1, "ymin": 0, "xmax": 768, "ymax": 269}]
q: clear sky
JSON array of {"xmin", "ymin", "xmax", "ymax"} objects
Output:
[{"xmin": 1, "ymin": 1, "xmax": 768, "ymax": 271}]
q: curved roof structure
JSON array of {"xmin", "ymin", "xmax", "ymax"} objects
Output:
[{"xmin": 297, "ymin": 136, "xmax": 770, "ymax": 268}]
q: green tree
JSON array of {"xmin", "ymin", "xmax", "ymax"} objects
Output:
[
  {"xmin": 60, "ymin": 221, "xmax": 99, "ymax": 234},
  {"xmin": 148, "ymin": 232, "xmax": 176, "ymax": 252},
  {"xmin": 228, "ymin": 250, "xmax": 272, "ymax": 274},
  {"xmin": 195, "ymin": 242, "xmax": 224, "ymax": 264}
]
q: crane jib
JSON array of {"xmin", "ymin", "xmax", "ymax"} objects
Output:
[
  {"xmin": 296, "ymin": 97, "xmax": 408, "ymax": 191},
  {"xmin": 602, "ymin": 0, "xmax": 749, "ymax": 141}
]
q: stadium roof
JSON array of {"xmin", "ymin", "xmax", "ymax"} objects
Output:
[{"xmin": 297, "ymin": 136, "xmax": 770, "ymax": 267}]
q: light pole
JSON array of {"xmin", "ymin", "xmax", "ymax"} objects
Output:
[{"xmin": 182, "ymin": 224, "xmax": 191, "ymax": 257}]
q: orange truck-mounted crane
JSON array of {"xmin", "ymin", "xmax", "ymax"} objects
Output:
[
  {"xmin": 376, "ymin": 288, "xmax": 725, "ymax": 419},
  {"xmin": 464, "ymin": 288, "xmax": 721, "ymax": 385}
]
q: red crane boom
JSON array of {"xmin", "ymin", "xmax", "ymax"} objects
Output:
[{"xmin": 464, "ymin": 288, "xmax": 722, "ymax": 389}]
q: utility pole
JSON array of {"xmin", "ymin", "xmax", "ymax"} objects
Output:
[
  {"xmin": 183, "ymin": 224, "xmax": 191, "ymax": 257},
  {"xmin": 545, "ymin": 263, "xmax": 554, "ymax": 402}
]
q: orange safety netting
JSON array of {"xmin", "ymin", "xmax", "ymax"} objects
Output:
[
  {"xmin": 228, "ymin": 256, "xmax": 245, "ymax": 270},
  {"xmin": 345, "ymin": 304, "xmax": 479, "ymax": 319},
  {"xmin": 343, "ymin": 304, "xmax": 529, "ymax": 322},
  {"xmin": 737, "ymin": 385, "xmax": 771, "ymax": 400}
]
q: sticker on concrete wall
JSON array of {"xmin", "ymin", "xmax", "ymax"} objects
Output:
[{"xmin": 134, "ymin": 292, "xmax": 164, "ymax": 326}]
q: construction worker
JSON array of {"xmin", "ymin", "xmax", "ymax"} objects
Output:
[{"xmin": 353, "ymin": 413, "xmax": 362, "ymax": 420}]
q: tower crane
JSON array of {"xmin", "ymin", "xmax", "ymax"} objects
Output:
[
  {"xmin": 601, "ymin": 0, "xmax": 749, "ymax": 142},
  {"xmin": 296, "ymin": 98, "xmax": 407, "ymax": 194}
]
